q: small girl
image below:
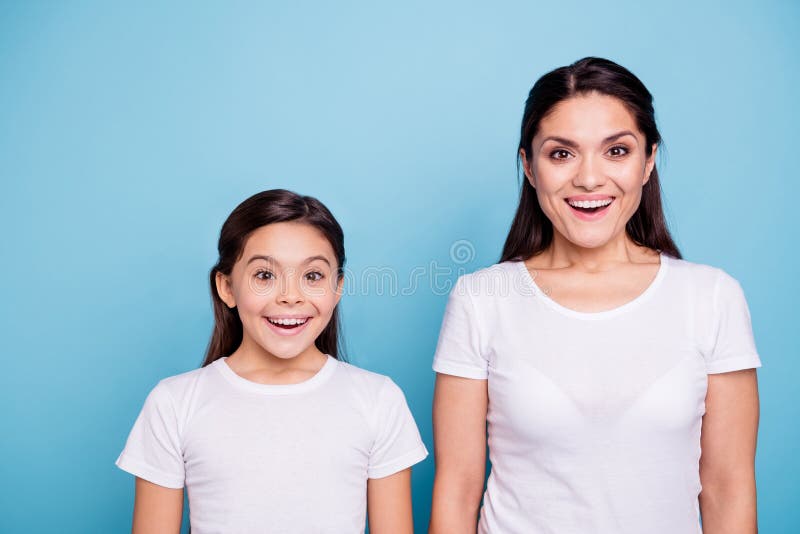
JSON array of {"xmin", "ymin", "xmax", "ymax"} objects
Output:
[{"xmin": 117, "ymin": 189, "xmax": 428, "ymax": 533}]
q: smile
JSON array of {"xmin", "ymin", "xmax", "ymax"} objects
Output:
[
  {"xmin": 565, "ymin": 197, "xmax": 614, "ymax": 220},
  {"xmin": 263, "ymin": 316, "xmax": 312, "ymax": 336}
]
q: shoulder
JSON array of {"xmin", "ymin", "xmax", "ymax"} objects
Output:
[
  {"xmin": 662, "ymin": 254, "xmax": 752, "ymax": 320},
  {"xmin": 145, "ymin": 364, "xmax": 216, "ymax": 409},
  {"xmin": 452, "ymin": 261, "xmax": 525, "ymax": 300},
  {"xmin": 333, "ymin": 360, "xmax": 409, "ymax": 407},
  {"xmin": 663, "ymin": 253, "xmax": 741, "ymax": 291},
  {"xmin": 335, "ymin": 360, "xmax": 395, "ymax": 394},
  {"xmin": 158, "ymin": 364, "xmax": 211, "ymax": 390}
]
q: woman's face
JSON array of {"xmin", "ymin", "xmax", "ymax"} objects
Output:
[
  {"xmin": 216, "ymin": 221, "xmax": 343, "ymax": 361},
  {"xmin": 521, "ymin": 92, "xmax": 657, "ymax": 251}
]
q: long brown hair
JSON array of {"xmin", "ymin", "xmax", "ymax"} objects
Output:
[
  {"xmin": 201, "ymin": 189, "xmax": 346, "ymax": 367},
  {"xmin": 501, "ymin": 57, "xmax": 681, "ymax": 262}
]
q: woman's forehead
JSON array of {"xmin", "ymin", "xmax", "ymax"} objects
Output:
[{"xmin": 538, "ymin": 93, "xmax": 641, "ymax": 141}]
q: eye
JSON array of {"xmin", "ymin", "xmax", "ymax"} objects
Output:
[
  {"xmin": 549, "ymin": 149, "xmax": 573, "ymax": 160},
  {"xmin": 254, "ymin": 269, "xmax": 275, "ymax": 280},
  {"xmin": 607, "ymin": 145, "xmax": 629, "ymax": 157},
  {"xmin": 305, "ymin": 271, "xmax": 324, "ymax": 282}
]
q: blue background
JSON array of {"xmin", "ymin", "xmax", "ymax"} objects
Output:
[{"xmin": 1, "ymin": 1, "xmax": 797, "ymax": 532}]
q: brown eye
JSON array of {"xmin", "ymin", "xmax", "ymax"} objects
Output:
[
  {"xmin": 250, "ymin": 269, "xmax": 275, "ymax": 293},
  {"xmin": 305, "ymin": 271, "xmax": 324, "ymax": 282},
  {"xmin": 550, "ymin": 149, "xmax": 572, "ymax": 160},
  {"xmin": 608, "ymin": 145, "xmax": 629, "ymax": 157}
]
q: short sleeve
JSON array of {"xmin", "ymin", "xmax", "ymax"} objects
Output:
[
  {"xmin": 115, "ymin": 381, "xmax": 185, "ymax": 489},
  {"xmin": 367, "ymin": 378, "xmax": 428, "ymax": 479},
  {"xmin": 704, "ymin": 271, "xmax": 762, "ymax": 374},
  {"xmin": 432, "ymin": 275, "xmax": 488, "ymax": 379}
]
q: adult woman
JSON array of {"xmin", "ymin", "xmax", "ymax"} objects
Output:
[{"xmin": 429, "ymin": 57, "xmax": 760, "ymax": 533}]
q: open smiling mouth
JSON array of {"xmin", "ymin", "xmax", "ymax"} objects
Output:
[
  {"xmin": 265, "ymin": 317, "xmax": 311, "ymax": 331},
  {"xmin": 565, "ymin": 198, "xmax": 614, "ymax": 217}
]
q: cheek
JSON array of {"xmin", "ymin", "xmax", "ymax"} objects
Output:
[
  {"xmin": 234, "ymin": 282, "xmax": 272, "ymax": 315},
  {"xmin": 303, "ymin": 280, "xmax": 339, "ymax": 313},
  {"xmin": 617, "ymin": 168, "xmax": 649, "ymax": 195},
  {"xmin": 618, "ymin": 155, "xmax": 649, "ymax": 183},
  {"xmin": 312, "ymin": 291, "xmax": 339, "ymax": 316},
  {"xmin": 532, "ymin": 169, "xmax": 566, "ymax": 211},
  {"xmin": 532, "ymin": 159, "xmax": 570, "ymax": 191},
  {"xmin": 535, "ymin": 191, "xmax": 561, "ymax": 218}
]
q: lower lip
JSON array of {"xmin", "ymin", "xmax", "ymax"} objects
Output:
[
  {"xmin": 263, "ymin": 317, "xmax": 312, "ymax": 337},
  {"xmin": 566, "ymin": 199, "xmax": 614, "ymax": 221}
]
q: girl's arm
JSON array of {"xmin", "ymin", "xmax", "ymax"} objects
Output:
[
  {"xmin": 132, "ymin": 477, "xmax": 184, "ymax": 534},
  {"xmin": 429, "ymin": 373, "xmax": 488, "ymax": 534},
  {"xmin": 699, "ymin": 368, "xmax": 760, "ymax": 533},
  {"xmin": 367, "ymin": 468, "xmax": 413, "ymax": 534}
]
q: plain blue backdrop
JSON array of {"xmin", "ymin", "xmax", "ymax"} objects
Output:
[{"xmin": 1, "ymin": 1, "xmax": 797, "ymax": 532}]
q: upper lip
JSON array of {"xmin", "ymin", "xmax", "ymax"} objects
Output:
[
  {"xmin": 265, "ymin": 314, "xmax": 312, "ymax": 320},
  {"xmin": 565, "ymin": 194, "xmax": 615, "ymax": 202}
]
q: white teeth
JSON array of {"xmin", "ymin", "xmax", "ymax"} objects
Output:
[
  {"xmin": 268, "ymin": 317, "xmax": 308, "ymax": 326},
  {"xmin": 568, "ymin": 198, "xmax": 613, "ymax": 208}
]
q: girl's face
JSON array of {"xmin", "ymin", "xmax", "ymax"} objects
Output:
[
  {"xmin": 216, "ymin": 221, "xmax": 343, "ymax": 361},
  {"xmin": 521, "ymin": 92, "xmax": 657, "ymax": 251}
]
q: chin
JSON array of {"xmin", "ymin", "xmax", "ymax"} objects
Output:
[
  {"xmin": 270, "ymin": 351, "xmax": 304, "ymax": 360},
  {"xmin": 568, "ymin": 237, "xmax": 612, "ymax": 250},
  {"xmin": 258, "ymin": 342, "xmax": 308, "ymax": 361},
  {"xmin": 564, "ymin": 228, "xmax": 619, "ymax": 249}
]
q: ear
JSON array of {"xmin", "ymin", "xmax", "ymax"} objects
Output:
[
  {"xmin": 519, "ymin": 148, "xmax": 536, "ymax": 189},
  {"xmin": 333, "ymin": 274, "xmax": 345, "ymax": 306},
  {"xmin": 643, "ymin": 143, "xmax": 658, "ymax": 185},
  {"xmin": 215, "ymin": 271, "xmax": 237, "ymax": 309}
]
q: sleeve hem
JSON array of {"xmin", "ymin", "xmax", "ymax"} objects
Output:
[
  {"xmin": 706, "ymin": 354, "xmax": 762, "ymax": 374},
  {"xmin": 115, "ymin": 452, "xmax": 184, "ymax": 489},
  {"xmin": 367, "ymin": 443, "xmax": 429, "ymax": 479},
  {"xmin": 432, "ymin": 359, "xmax": 488, "ymax": 379}
]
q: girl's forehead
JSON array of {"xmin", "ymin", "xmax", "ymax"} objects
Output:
[{"xmin": 239, "ymin": 222, "xmax": 336, "ymax": 265}]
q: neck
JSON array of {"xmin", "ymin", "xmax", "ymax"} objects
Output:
[
  {"xmin": 227, "ymin": 335, "xmax": 327, "ymax": 377},
  {"xmin": 539, "ymin": 232, "xmax": 656, "ymax": 272}
]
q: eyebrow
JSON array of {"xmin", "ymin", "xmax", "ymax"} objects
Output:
[
  {"xmin": 246, "ymin": 255, "xmax": 331, "ymax": 266},
  {"xmin": 540, "ymin": 130, "xmax": 638, "ymax": 148},
  {"xmin": 602, "ymin": 130, "xmax": 637, "ymax": 144}
]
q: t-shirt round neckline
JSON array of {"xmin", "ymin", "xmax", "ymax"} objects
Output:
[
  {"xmin": 515, "ymin": 251, "xmax": 669, "ymax": 320},
  {"xmin": 212, "ymin": 354, "xmax": 338, "ymax": 395}
]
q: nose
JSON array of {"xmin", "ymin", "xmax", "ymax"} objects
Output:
[
  {"xmin": 572, "ymin": 153, "xmax": 606, "ymax": 190},
  {"xmin": 277, "ymin": 271, "xmax": 305, "ymax": 305}
]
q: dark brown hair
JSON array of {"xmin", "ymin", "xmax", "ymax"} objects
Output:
[
  {"xmin": 201, "ymin": 189, "xmax": 346, "ymax": 367},
  {"xmin": 501, "ymin": 56, "xmax": 681, "ymax": 262}
]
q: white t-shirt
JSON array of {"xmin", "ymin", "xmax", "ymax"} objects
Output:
[
  {"xmin": 432, "ymin": 252, "xmax": 761, "ymax": 534},
  {"xmin": 117, "ymin": 355, "xmax": 428, "ymax": 534}
]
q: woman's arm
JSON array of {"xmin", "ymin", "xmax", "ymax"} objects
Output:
[
  {"xmin": 131, "ymin": 477, "xmax": 184, "ymax": 534},
  {"xmin": 699, "ymin": 368, "xmax": 760, "ymax": 533},
  {"xmin": 429, "ymin": 373, "xmax": 488, "ymax": 534},
  {"xmin": 367, "ymin": 468, "xmax": 414, "ymax": 534}
]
